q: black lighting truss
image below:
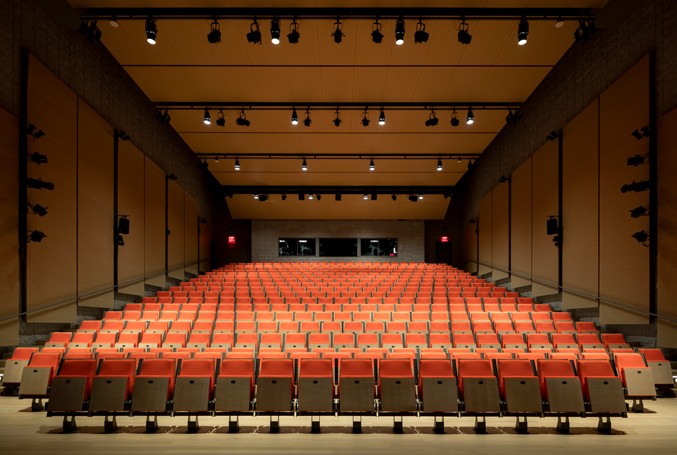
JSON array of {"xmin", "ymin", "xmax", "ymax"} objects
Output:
[
  {"xmin": 221, "ymin": 186, "xmax": 454, "ymax": 197},
  {"xmin": 80, "ymin": 7, "xmax": 597, "ymax": 22},
  {"xmin": 154, "ymin": 101, "xmax": 522, "ymax": 112}
]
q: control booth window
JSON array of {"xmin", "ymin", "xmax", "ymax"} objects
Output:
[
  {"xmin": 319, "ymin": 238, "xmax": 358, "ymax": 257},
  {"xmin": 361, "ymin": 238, "xmax": 398, "ymax": 257},
  {"xmin": 278, "ymin": 238, "xmax": 316, "ymax": 256}
]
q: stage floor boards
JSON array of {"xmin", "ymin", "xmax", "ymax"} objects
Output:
[{"xmin": 1, "ymin": 395, "xmax": 676, "ymax": 454}]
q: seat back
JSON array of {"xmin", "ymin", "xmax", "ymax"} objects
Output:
[
  {"xmin": 457, "ymin": 359, "xmax": 494, "ymax": 378},
  {"xmin": 10, "ymin": 347, "xmax": 40, "ymax": 360},
  {"xmin": 639, "ymin": 348, "xmax": 665, "ymax": 362},
  {"xmin": 339, "ymin": 358, "xmax": 374, "ymax": 378},
  {"xmin": 298, "ymin": 358, "xmax": 333, "ymax": 378},
  {"xmin": 98, "ymin": 358, "xmax": 137, "ymax": 377},
  {"xmin": 28, "ymin": 352, "xmax": 62, "ymax": 368},
  {"xmin": 614, "ymin": 353, "xmax": 647, "ymax": 369},
  {"xmin": 258, "ymin": 358, "xmax": 294, "ymax": 377},
  {"xmin": 58, "ymin": 358, "xmax": 98, "ymax": 377}
]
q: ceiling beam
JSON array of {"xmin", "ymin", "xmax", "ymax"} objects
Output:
[
  {"xmin": 155, "ymin": 101, "xmax": 522, "ymax": 111},
  {"xmin": 197, "ymin": 153, "xmax": 481, "ymax": 160},
  {"xmin": 80, "ymin": 7, "xmax": 598, "ymax": 21},
  {"xmin": 222, "ymin": 186, "xmax": 454, "ymax": 196}
]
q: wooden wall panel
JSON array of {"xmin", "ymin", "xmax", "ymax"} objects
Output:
[
  {"xmin": 167, "ymin": 180, "xmax": 185, "ymax": 280},
  {"xmin": 510, "ymin": 157, "xmax": 532, "ymax": 288},
  {"xmin": 184, "ymin": 194, "xmax": 198, "ymax": 276},
  {"xmin": 77, "ymin": 100, "xmax": 114, "ymax": 308},
  {"xmin": 599, "ymin": 56, "xmax": 650, "ymax": 324},
  {"xmin": 463, "ymin": 222, "xmax": 478, "ymax": 274},
  {"xmin": 26, "ymin": 55, "xmax": 77, "ymax": 323},
  {"xmin": 491, "ymin": 183, "xmax": 509, "ymax": 281},
  {"xmin": 199, "ymin": 220, "xmax": 212, "ymax": 274},
  {"xmin": 478, "ymin": 193, "xmax": 493, "ymax": 277},
  {"xmin": 562, "ymin": 100, "xmax": 599, "ymax": 309},
  {"xmin": 145, "ymin": 158, "xmax": 166, "ymax": 287},
  {"xmin": 531, "ymin": 141, "xmax": 559, "ymax": 297},
  {"xmin": 118, "ymin": 141, "xmax": 146, "ymax": 295},
  {"xmin": 0, "ymin": 108, "xmax": 19, "ymax": 345},
  {"xmin": 658, "ymin": 107, "xmax": 677, "ymax": 347}
]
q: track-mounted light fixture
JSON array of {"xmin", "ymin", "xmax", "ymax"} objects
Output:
[
  {"xmin": 301, "ymin": 157, "xmax": 308, "ymax": 171},
  {"xmin": 270, "ymin": 17, "xmax": 281, "ymax": 44},
  {"xmin": 80, "ymin": 19, "xmax": 102, "ymax": 42},
  {"xmin": 28, "ymin": 152, "xmax": 48, "ymax": 165},
  {"xmin": 574, "ymin": 19, "xmax": 597, "ymax": 43},
  {"xmin": 287, "ymin": 18, "xmax": 300, "ymax": 44},
  {"xmin": 145, "ymin": 16, "xmax": 157, "ymax": 44},
  {"xmin": 207, "ymin": 18, "xmax": 221, "ymax": 44},
  {"xmin": 236, "ymin": 109, "xmax": 250, "ymax": 127},
  {"xmin": 450, "ymin": 110, "xmax": 460, "ymax": 127},
  {"xmin": 414, "ymin": 19, "xmax": 429, "ymax": 44},
  {"xmin": 202, "ymin": 108, "xmax": 211, "ymax": 125},
  {"xmin": 333, "ymin": 18, "xmax": 344, "ymax": 44},
  {"xmin": 303, "ymin": 108, "xmax": 312, "ymax": 127},
  {"xmin": 362, "ymin": 108, "xmax": 370, "ymax": 127},
  {"xmin": 333, "ymin": 108, "xmax": 342, "ymax": 127},
  {"xmin": 395, "ymin": 17, "xmax": 405, "ymax": 45},
  {"xmin": 466, "ymin": 107, "xmax": 475, "ymax": 125},
  {"xmin": 234, "ymin": 158, "xmax": 240, "ymax": 171},
  {"xmin": 517, "ymin": 17, "xmax": 529, "ymax": 45},
  {"xmin": 378, "ymin": 108, "xmax": 386, "ymax": 126},
  {"xmin": 631, "ymin": 126, "xmax": 650, "ymax": 140},
  {"xmin": 308, "ymin": 194, "xmax": 314, "ymax": 200},
  {"xmin": 369, "ymin": 158, "xmax": 375, "ymax": 171},
  {"xmin": 247, "ymin": 19, "xmax": 262, "ymax": 44},
  {"xmin": 216, "ymin": 109, "xmax": 225, "ymax": 127},
  {"xmin": 632, "ymin": 230, "xmax": 649, "ymax": 246},
  {"xmin": 630, "ymin": 206, "xmax": 649, "ymax": 218},
  {"xmin": 26, "ymin": 177, "xmax": 54, "ymax": 191},
  {"xmin": 291, "ymin": 107, "xmax": 299, "ymax": 125},
  {"xmin": 28, "ymin": 202, "xmax": 48, "ymax": 217},
  {"xmin": 363, "ymin": 194, "xmax": 369, "ymax": 200},
  {"xmin": 627, "ymin": 154, "xmax": 648, "ymax": 166},
  {"xmin": 621, "ymin": 181, "xmax": 650, "ymax": 193},
  {"xmin": 27, "ymin": 230, "xmax": 46, "ymax": 243},
  {"xmin": 157, "ymin": 109, "xmax": 171, "ymax": 124},
  {"xmin": 371, "ymin": 19, "xmax": 384, "ymax": 44},
  {"xmin": 436, "ymin": 158, "xmax": 443, "ymax": 171},
  {"xmin": 418, "ymin": 194, "xmax": 424, "ymax": 200},
  {"xmin": 425, "ymin": 109, "xmax": 438, "ymax": 127},
  {"xmin": 26, "ymin": 123, "xmax": 45, "ymax": 139},
  {"xmin": 458, "ymin": 18, "xmax": 472, "ymax": 44}
]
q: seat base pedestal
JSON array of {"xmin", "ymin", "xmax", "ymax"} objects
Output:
[
  {"xmin": 352, "ymin": 417, "xmax": 362, "ymax": 434},
  {"xmin": 597, "ymin": 416, "xmax": 612, "ymax": 434},
  {"xmin": 514, "ymin": 416, "xmax": 528, "ymax": 434},
  {"xmin": 311, "ymin": 416, "xmax": 321, "ymax": 433},
  {"xmin": 433, "ymin": 416, "xmax": 445, "ymax": 434},
  {"xmin": 556, "ymin": 416, "xmax": 570, "ymax": 434},
  {"xmin": 104, "ymin": 415, "xmax": 118, "ymax": 433},
  {"xmin": 187, "ymin": 416, "xmax": 199, "ymax": 433},
  {"xmin": 145, "ymin": 415, "xmax": 159, "ymax": 433},
  {"xmin": 474, "ymin": 416, "xmax": 487, "ymax": 434},
  {"xmin": 228, "ymin": 416, "xmax": 240, "ymax": 433},
  {"xmin": 62, "ymin": 415, "xmax": 77, "ymax": 433},
  {"xmin": 269, "ymin": 416, "xmax": 280, "ymax": 433}
]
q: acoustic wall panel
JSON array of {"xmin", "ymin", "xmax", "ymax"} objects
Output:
[
  {"xmin": 26, "ymin": 55, "xmax": 77, "ymax": 323},
  {"xmin": 531, "ymin": 141, "xmax": 559, "ymax": 297},
  {"xmin": 562, "ymin": 100, "xmax": 599, "ymax": 309},
  {"xmin": 510, "ymin": 157, "xmax": 532, "ymax": 289},
  {"xmin": 658, "ymin": 107, "xmax": 677, "ymax": 347},
  {"xmin": 77, "ymin": 100, "xmax": 114, "ymax": 308},
  {"xmin": 478, "ymin": 192, "xmax": 493, "ymax": 277},
  {"xmin": 599, "ymin": 55, "xmax": 650, "ymax": 325},
  {"xmin": 0, "ymin": 108, "xmax": 19, "ymax": 345},
  {"xmin": 167, "ymin": 180, "xmax": 185, "ymax": 280},
  {"xmin": 463, "ymin": 221, "xmax": 478, "ymax": 274},
  {"xmin": 199, "ymin": 219, "xmax": 212, "ymax": 274},
  {"xmin": 184, "ymin": 193, "xmax": 198, "ymax": 276},
  {"xmin": 144, "ymin": 158, "xmax": 166, "ymax": 287},
  {"xmin": 118, "ymin": 141, "xmax": 146, "ymax": 296},
  {"xmin": 491, "ymin": 183, "xmax": 510, "ymax": 281}
]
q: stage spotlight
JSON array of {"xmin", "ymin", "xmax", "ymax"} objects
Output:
[
  {"xmin": 408, "ymin": 194, "xmax": 418, "ymax": 202},
  {"xmin": 555, "ymin": 17, "xmax": 565, "ymax": 28},
  {"xmin": 414, "ymin": 19, "xmax": 429, "ymax": 44},
  {"xmin": 335, "ymin": 193, "xmax": 342, "ymax": 201},
  {"xmin": 253, "ymin": 194, "xmax": 259, "ymax": 200},
  {"xmin": 627, "ymin": 154, "xmax": 647, "ymax": 166},
  {"xmin": 621, "ymin": 181, "xmax": 650, "ymax": 193},
  {"xmin": 308, "ymin": 194, "xmax": 314, "ymax": 200},
  {"xmin": 436, "ymin": 158, "xmax": 443, "ymax": 171},
  {"xmin": 517, "ymin": 17, "xmax": 529, "ymax": 45},
  {"xmin": 207, "ymin": 19, "xmax": 221, "ymax": 44},
  {"xmin": 291, "ymin": 107, "xmax": 299, "ymax": 126},
  {"xmin": 378, "ymin": 108, "xmax": 386, "ymax": 125},
  {"xmin": 26, "ymin": 177, "xmax": 54, "ymax": 191},
  {"xmin": 372, "ymin": 19, "xmax": 384, "ymax": 43},
  {"xmin": 457, "ymin": 18, "xmax": 472, "ymax": 44},
  {"xmin": 418, "ymin": 194, "xmax": 424, "ymax": 200},
  {"xmin": 333, "ymin": 108, "xmax": 342, "ymax": 127},
  {"xmin": 395, "ymin": 17, "xmax": 405, "ymax": 45},
  {"xmin": 316, "ymin": 194, "xmax": 322, "ymax": 201},
  {"xmin": 287, "ymin": 18, "xmax": 300, "ymax": 44},
  {"xmin": 258, "ymin": 194, "xmax": 269, "ymax": 202},
  {"xmin": 203, "ymin": 108, "xmax": 211, "ymax": 125},
  {"xmin": 236, "ymin": 110, "xmax": 250, "ymax": 127},
  {"xmin": 281, "ymin": 194, "xmax": 287, "ymax": 200},
  {"xmin": 26, "ymin": 124, "xmax": 45, "ymax": 139},
  {"xmin": 157, "ymin": 109, "xmax": 171, "ymax": 124},
  {"xmin": 498, "ymin": 175, "xmax": 510, "ymax": 183},
  {"xmin": 247, "ymin": 19, "xmax": 262, "ymax": 44},
  {"xmin": 216, "ymin": 110, "xmax": 225, "ymax": 127},
  {"xmin": 630, "ymin": 206, "xmax": 649, "ymax": 218},
  {"xmin": 298, "ymin": 193, "xmax": 305, "ymax": 200},
  {"xmin": 391, "ymin": 194, "xmax": 397, "ymax": 201},
  {"xmin": 81, "ymin": 19, "xmax": 101, "ymax": 42},
  {"xmin": 371, "ymin": 193, "xmax": 378, "ymax": 201},
  {"xmin": 28, "ymin": 203, "xmax": 48, "ymax": 217},
  {"xmin": 546, "ymin": 130, "xmax": 561, "ymax": 141},
  {"xmin": 28, "ymin": 152, "xmax": 48, "ymax": 165},
  {"xmin": 27, "ymin": 230, "xmax": 46, "ymax": 243},
  {"xmin": 145, "ymin": 16, "xmax": 157, "ymax": 45},
  {"xmin": 450, "ymin": 110, "xmax": 460, "ymax": 127},
  {"xmin": 574, "ymin": 19, "xmax": 597, "ymax": 43},
  {"xmin": 425, "ymin": 109, "xmax": 438, "ymax": 127},
  {"xmin": 109, "ymin": 16, "xmax": 119, "ymax": 28},
  {"xmin": 270, "ymin": 17, "xmax": 281, "ymax": 44},
  {"xmin": 115, "ymin": 234, "xmax": 124, "ymax": 246},
  {"xmin": 333, "ymin": 19, "xmax": 344, "ymax": 44},
  {"xmin": 631, "ymin": 126, "xmax": 650, "ymax": 140},
  {"xmin": 362, "ymin": 109, "xmax": 370, "ymax": 127},
  {"xmin": 301, "ymin": 158, "xmax": 308, "ymax": 171},
  {"xmin": 369, "ymin": 158, "xmax": 375, "ymax": 171},
  {"xmin": 234, "ymin": 158, "xmax": 240, "ymax": 171},
  {"xmin": 118, "ymin": 216, "xmax": 130, "ymax": 235},
  {"xmin": 466, "ymin": 107, "xmax": 475, "ymax": 125},
  {"xmin": 363, "ymin": 194, "xmax": 369, "ymax": 200},
  {"xmin": 303, "ymin": 108, "xmax": 312, "ymax": 127},
  {"xmin": 632, "ymin": 230, "xmax": 649, "ymax": 246},
  {"xmin": 546, "ymin": 216, "xmax": 559, "ymax": 236}
]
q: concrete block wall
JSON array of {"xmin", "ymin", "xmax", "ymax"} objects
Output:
[{"xmin": 251, "ymin": 220, "xmax": 424, "ymax": 262}]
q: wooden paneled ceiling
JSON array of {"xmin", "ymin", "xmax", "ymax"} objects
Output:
[{"xmin": 68, "ymin": 1, "xmax": 608, "ymax": 219}]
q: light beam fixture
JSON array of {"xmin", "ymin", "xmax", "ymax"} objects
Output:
[
  {"xmin": 369, "ymin": 158, "xmax": 375, "ymax": 171},
  {"xmin": 207, "ymin": 18, "xmax": 221, "ymax": 44},
  {"xmin": 414, "ymin": 19, "xmax": 429, "ymax": 44},
  {"xmin": 362, "ymin": 108, "xmax": 370, "ymax": 127},
  {"xmin": 630, "ymin": 206, "xmax": 649, "ymax": 218},
  {"xmin": 466, "ymin": 107, "xmax": 475, "ymax": 125},
  {"xmin": 247, "ymin": 19, "xmax": 262, "ymax": 44},
  {"xmin": 458, "ymin": 18, "xmax": 472, "ymax": 44},
  {"xmin": 303, "ymin": 108, "xmax": 312, "ymax": 127},
  {"xmin": 145, "ymin": 16, "xmax": 157, "ymax": 44},
  {"xmin": 450, "ymin": 110, "xmax": 460, "ymax": 127},
  {"xmin": 371, "ymin": 19, "xmax": 384, "ymax": 43},
  {"xmin": 234, "ymin": 158, "xmax": 240, "ymax": 171},
  {"xmin": 27, "ymin": 230, "xmax": 46, "ymax": 243},
  {"xmin": 216, "ymin": 109, "xmax": 225, "ymax": 127},
  {"xmin": 378, "ymin": 108, "xmax": 386, "ymax": 126},
  {"xmin": 333, "ymin": 18, "xmax": 344, "ymax": 44},
  {"xmin": 270, "ymin": 17, "xmax": 281, "ymax": 44},
  {"xmin": 236, "ymin": 109, "xmax": 250, "ymax": 127},
  {"xmin": 28, "ymin": 152, "xmax": 48, "ymax": 165},
  {"xmin": 425, "ymin": 109, "xmax": 438, "ymax": 127},
  {"xmin": 517, "ymin": 17, "xmax": 529, "ymax": 45},
  {"xmin": 291, "ymin": 107, "xmax": 299, "ymax": 125},
  {"xmin": 287, "ymin": 18, "xmax": 300, "ymax": 44},
  {"xmin": 395, "ymin": 17, "xmax": 405, "ymax": 45},
  {"xmin": 203, "ymin": 108, "xmax": 211, "ymax": 125},
  {"xmin": 436, "ymin": 158, "xmax": 443, "ymax": 171},
  {"xmin": 301, "ymin": 157, "xmax": 308, "ymax": 171},
  {"xmin": 333, "ymin": 108, "xmax": 342, "ymax": 127}
]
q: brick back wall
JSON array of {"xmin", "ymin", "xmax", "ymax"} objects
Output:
[
  {"xmin": 449, "ymin": 0, "xmax": 677, "ymax": 265},
  {"xmin": 251, "ymin": 220, "xmax": 424, "ymax": 262}
]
